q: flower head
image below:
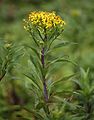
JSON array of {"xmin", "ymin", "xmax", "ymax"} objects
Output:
[{"xmin": 24, "ymin": 11, "xmax": 65, "ymax": 30}]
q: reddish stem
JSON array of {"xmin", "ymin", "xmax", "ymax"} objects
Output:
[{"xmin": 41, "ymin": 47, "xmax": 48, "ymax": 102}]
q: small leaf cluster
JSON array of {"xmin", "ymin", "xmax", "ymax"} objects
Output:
[{"xmin": 0, "ymin": 40, "xmax": 24, "ymax": 81}]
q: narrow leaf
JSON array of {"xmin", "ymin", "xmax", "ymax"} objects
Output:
[
  {"xmin": 24, "ymin": 45, "xmax": 40, "ymax": 59},
  {"xmin": 51, "ymin": 74, "xmax": 77, "ymax": 88},
  {"xmin": 47, "ymin": 58, "xmax": 78, "ymax": 68},
  {"xmin": 24, "ymin": 73, "xmax": 41, "ymax": 90}
]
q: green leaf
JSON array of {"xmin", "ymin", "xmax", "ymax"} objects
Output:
[
  {"xmin": 36, "ymin": 101, "xmax": 44, "ymax": 110},
  {"xmin": 49, "ymin": 74, "xmax": 77, "ymax": 94},
  {"xmin": 24, "ymin": 45, "xmax": 40, "ymax": 60},
  {"xmin": 47, "ymin": 28, "xmax": 64, "ymax": 50},
  {"xmin": 29, "ymin": 55, "xmax": 42, "ymax": 79},
  {"xmin": 80, "ymin": 67, "xmax": 89, "ymax": 80},
  {"xmin": 72, "ymin": 79, "xmax": 83, "ymax": 89},
  {"xmin": 24, "ymin": 73, "xmax": 41, "ymax": 90},
  {"xmin": 47, "ymin": 58, "xmax": 78, "ymax": 68},
  {"xmin": 22, "ymin": 107, "xmax": 44, "ymax": 120},
  {"xmin": 30, "ymin": 55, "xmax": 38, "ymax": 71},
  {"xmin": 52, "ymin": 41, "xmax": 78, "ymax": 49},
  {"xmin": 28, "ymin": 56, "xmax": 43, "ymax": 88},
  {"xmin": 36, "ymin": 27, "xmax": 44, "ymax": 41},
  {"xmin": 51, "ymin": 74, "xmax": 77, "ymax": 88},
  {"xmin": 28, "ymin": 27, "xmax": 40, "ymax": 47}
]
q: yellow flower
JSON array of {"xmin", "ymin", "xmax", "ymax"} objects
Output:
[{"xmin": 24, "ymin": 11, "xmax": 65, "ymax": 30}]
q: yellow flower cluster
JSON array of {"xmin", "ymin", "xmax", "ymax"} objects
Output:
[{"xmin": 24, "ymin": 11, "xmax": 65, "ymax": 30}]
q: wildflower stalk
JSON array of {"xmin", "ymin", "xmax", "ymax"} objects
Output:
[
  {"xmin": 24, "ymin": 11, "xmax": 65, "ymax": 118},
  {"xmin": 41, "ymin": 47, "xmax": 48, "ymax": 102},
  {"xmin": 41, "ymin": 29, "xmax": 50, "ymax": 116}
]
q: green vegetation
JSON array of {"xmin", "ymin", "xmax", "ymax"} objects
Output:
[{"xmin": 0, "ymin": 0, "xmax": 94, "ymax": 119}]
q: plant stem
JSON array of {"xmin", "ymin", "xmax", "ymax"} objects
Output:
[
  {"xmin": 41, "ymin": 46, "xmax": 51, "ymax": 117},
  {"xmin": 0, "ymin": 72, "xmax": 6, "ymax": 81},
  {"xmin": 0, "ymin": 58, "xmax": 9, "ymax": 81},
  {"xmin": 40, "ymin": 28, "xmax": 51, "ymax": 117},
  {"xmin": 41, "ymin": 47, "xmax": 48, "ymax": 102}
]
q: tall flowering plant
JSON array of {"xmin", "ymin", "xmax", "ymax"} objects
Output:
[{"xmin": 24, "ymin": 11, "xmax": 75, "ymax": 119}]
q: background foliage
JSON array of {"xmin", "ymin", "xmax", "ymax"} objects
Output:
[{"xmin": 0, "ymin": 0, "xmax": 94, "ymax": 119}]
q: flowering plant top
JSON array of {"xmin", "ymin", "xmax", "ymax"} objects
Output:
[{"xmin": 24, "ymin": 11, "xmax": 65, "ymax": 31}]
